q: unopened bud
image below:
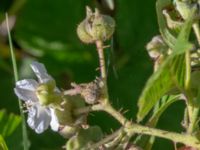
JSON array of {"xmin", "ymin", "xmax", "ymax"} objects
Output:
[
  {"xmin": 59, "ymin": 125, "xmax": 77, "ymax": 139},
  {"xmin": 174, "ymin": 0, "xmax": 198, "ymax": 20},
  {"xmin": 53, "ymin": 96, "xmax": 87, "ymax": 138},
  {"xmin": 66, "ymin": 126, "xmax": 103, "ymax": 150},
  {"xmin": 162, "ymin": 9, "xmax": 183, "ymax": 31},
  {"xmin": 80, "ymin": 78, "xmax": 104, "ymax": 104},
  {"xmin": 146, "ymin": 35, "xmax": 168, "ymax": 59},
  {"xmin": 77, "ymin": 6, "xmax": 115, "ymax": 44}
]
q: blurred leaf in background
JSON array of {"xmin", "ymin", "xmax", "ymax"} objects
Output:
[
  {"xmin": 0, "ymin": 110, "xmax": 22, "ymax": 150},
  {"xmin": 0, "ymin": 135, "xmax": 8, "ymax": 150}
]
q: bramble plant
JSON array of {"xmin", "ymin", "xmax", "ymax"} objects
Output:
[{"xmin": 4, "ymin": 0, "xmax": 200, "ymax": 150}]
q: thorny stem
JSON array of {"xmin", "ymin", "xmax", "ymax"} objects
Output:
[
  {"xmin": 104, "ymin": 102, "xmax": 200, "ymax": 148},
  {"xmin": 127, "ymin": 124, "xmax": 200, "ymax": 149},
  {"xmin": 89, "ymin": 39, "xmax": 200, "ymax": 148},
  {"xmin": 88, "ymin": 127, "xmax": 124, "ymax": 149},
  {"xmin": 73, "ymin": 104, "xmax": 103, "ymax": 116},
  {"xmin": 103, "ymin": 103, "xmax": 131, "ymax": 127},
  {"xmin": 96, "ymin": 40, "xmax": 107, "ymax": 80},
  {"xmin": 74, "ymin": 102, "xmax": 200, "ymax": 148},
  {"xmin": 103, "ymin": 104, "xmax": 200, "ymax": 149},
  {"xmin": 95, "ymin": 40, "xmax": 109, "ymax": 103},
  {"xmin": 84, "ymin": 27, "xmax": 200, "ymax": 148}
]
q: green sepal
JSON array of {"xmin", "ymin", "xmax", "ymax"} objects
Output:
[
  {"xmin": 36, "ymin": 79, "xmax": 62, "ymax": 106},
  {"xmin": 66, "ymin": 126, "xmax": 103, "ymax": 150}
]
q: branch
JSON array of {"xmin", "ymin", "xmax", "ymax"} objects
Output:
[
  {"xmin": 96, "ymin": 40, "xmax": 107, "ymax": 80},
  {"xmin": 74, "ymin": 101, "xmax": 200, "ymax": 148},
  {"xmin": 103, "ymin": 102, "xmax": 200, "ymax": 149},
  {"xmin": 88, "ymin": 127, "xmax": 124, "ymax": 149}
]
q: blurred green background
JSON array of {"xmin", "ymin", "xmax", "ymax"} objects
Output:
[{"xmin": 0, "ymin": 0, "xmax": 185, "ymax": 149}]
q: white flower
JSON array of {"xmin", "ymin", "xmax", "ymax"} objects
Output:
[{"xmin": 14, "ymin": 61, "xmax": 60, "ymax": 134}]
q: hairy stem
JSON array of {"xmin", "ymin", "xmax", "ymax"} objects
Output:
[
  {"xmin": 127, "ymin": 124, "xmax": 200, "ymax": 148},
  {"xmin": 103, "ymin": 103, "xmax": 132, "ymax": 127},
  {"xmin": 88, "ymin": 127, "xmax": 124, "ymax": 149},
  {"xmin": 95, "ymin": 40, "xmax": 110, "ymax": 103},
  {"xmin": 103, "ymin": 103, "xmax": 200, "ymax": 148},
  {"xmin": 96, "ymin": 40, "xmax": 107, "ymax": 79},
  {"xmin": 91, "ymin": 38, "xmax": 200, "ymax": 148},
  {"xmin": 74, "ymin": 102, "xmax": 200, "ymax": 148},
  {"xmin": 73, "ymin": 104, "xmax": 103, "ymax": 116}
]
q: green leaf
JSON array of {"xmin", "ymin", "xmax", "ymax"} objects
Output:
[
  {"xmin": 137, "ymin": 8, "xmax": 195, "ymax": 122},
  {"xmin": 156, "ymin": 0, "xmax": 176, "ymax": 49},
  {"xmin": 135, "ymin": 95, "xmax": 180, "ymax": 150},
  {"xmin": 0, "ymin": 110, "xmax": 21, "ymax": 137},
  {"xmin": 0, "ymin": 135, "xmax": 8, "ymax": 150},
  {"xmin": 0, "ymin": 110, "xmax": 22, "ymax": 150},
  {"xmin": 148, "ymin": 95, "xmax": 180, "ymax": 126}
]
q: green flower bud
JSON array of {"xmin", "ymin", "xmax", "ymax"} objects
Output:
[
  {"xmin": 77, "ymin": 6, "xmax": 115, "ymax": 44},
  {"xmin": 174, "ymin": 0, "xmax": 198, "ymax": 20},
  {"xmin": 54, "ymin": 100, "xmax": 74, "ymax": 125},
  {"xmin": 66, "ymin": 126, "xmax": 103, "ymax": 150},
  {"xmin": 36, "ymin": 80, "xmax": 62, "ymax": 106},
  {"xmin": 52, "ymin": 96, "xmax": 87, "ymax": 138},
  {"xmin": 146, "ymin": 35, "xmax": 170, "ymax": 71},
  {"xmin": 59, "ymin": 125, "xmax": 77, "ymax": 139},
  {"xmin": 54, "ymin": 96, "xmax": 85, "ymax": 125},
  {"xmin": 80, "ymin": 78, "xmax": 104, "ymax": 104},
  {"xmin": 162, "ymin": 9, "xmax": 183, "ymax": 31},
  {"xmin": 146, "ymin": 35, "xmax": 168, "ymax": 59}
]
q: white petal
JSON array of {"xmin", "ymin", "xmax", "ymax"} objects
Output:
[
  {"xmin": 27, "ymin": 117, "xmax": 34, "ymax": 128},
  {"xmin": 50, "ymin": 108, "xmax": 59, "ymax": 132},
  {"xmin": 35, "ymin": 121, "xmax": 47, "ymax": 134},
  {"xmin": 14, "ymin": 79, "xmax": 38, "ymax": 101},
  {"xmin": 16, "ymin": 79, "xmax": 38, "ymax": 91},
  {"xmin": 30, "ymin": 61, "xmax": 53, "ymax": 83},
  {"xmin": 14, "ymin": 87, "xmax": 36, "ymax": 102},
  {"xmin": 14, "ymin": 79, "xmax": 38, "ymax": 102},
  {"xmin": 27, "ymin": 103, "xmax": 37, "ymax": 117},
  {"xmin": 27, "ymin": 104, "xmax": 51, "ymax": 134}
]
